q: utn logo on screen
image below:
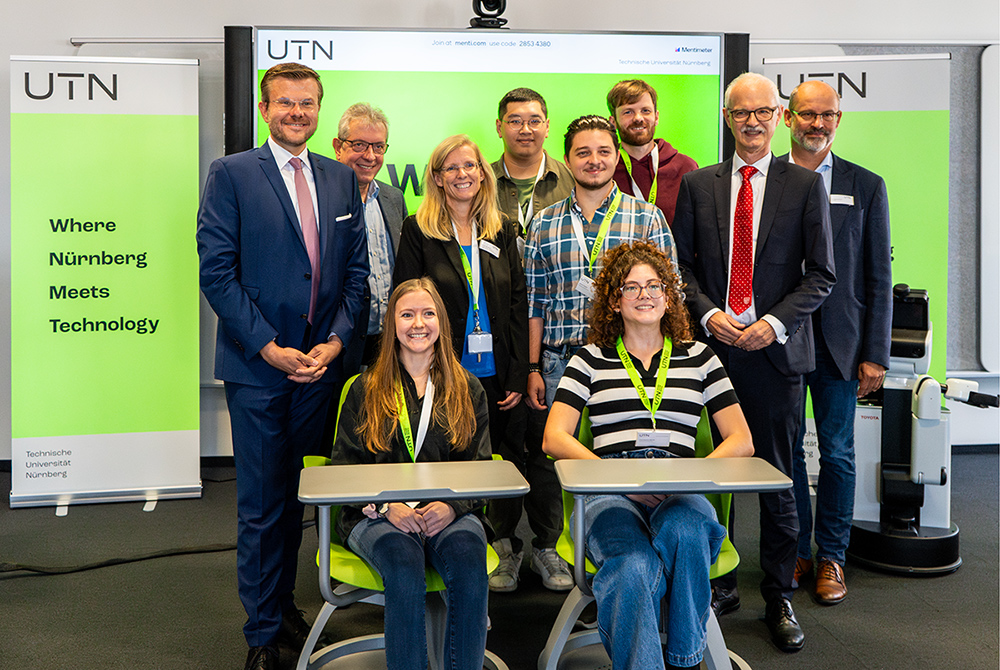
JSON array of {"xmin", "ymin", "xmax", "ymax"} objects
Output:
[
  {"xmin": 776, "ymin": 71, "xmax": 867, "ymax": 100},
  {"xmin": 266, "ymin": 39, "xmax": 335, "ymax": 62},
  {"xmin": 23, "ymin": 72, "xmax": 117, "ymax": 101}
]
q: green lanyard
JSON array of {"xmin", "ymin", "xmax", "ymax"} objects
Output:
[
  {"xmin": 396, "ymin": 377, "xmax": 434, "ymax": 462},
  {"xmin": 621, "ymin": 146, "xmax": 658, "ymax": 206},
  {"xmin": 615, "ymin": 335, "xmax": 672, "ymax": 427},
  {"xmin": 574, "ymin": 188, "xmax": 623, "ymax": 277},
  {"xmin": 453, "ymin": 221, "xmax": 481, "ymax": 329}
]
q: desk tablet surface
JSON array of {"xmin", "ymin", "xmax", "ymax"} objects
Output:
[
  {"xmin": 554, "ymin": 457, "xmax": 791, "ymax": 495},
  {"xmin": 298, "ymin": 460, "xmax": 530, "ymax": 505}
]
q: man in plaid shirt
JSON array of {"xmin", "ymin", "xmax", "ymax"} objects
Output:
[{"xmin": 525, "ymin": 113, "xmax": 676, "ymax": 413}]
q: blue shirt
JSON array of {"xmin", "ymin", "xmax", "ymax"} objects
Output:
[{"xmin": 460, "ymin": 243, "xmax": 497, "ymax": 377}]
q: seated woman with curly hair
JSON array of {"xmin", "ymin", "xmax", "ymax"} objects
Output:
[{"xmin": 542, "ymin": 241, "xmax": 753, "ymax": 670}]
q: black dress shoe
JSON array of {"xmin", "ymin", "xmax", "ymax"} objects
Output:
[
  {"xmin": 711, "ymin": 584, "xmax": 741, "ymax": 616},
  {"xmin": 764, "ymin": 598, "xmax": 805, "ymax": 652},
  {"xmin": 278, "ymin": 607, "xmax": 315, "ymax": 649},
  {"xmin": 278, "ymin": 607, "xmax": 334, "ymax": 650},
  {"xmin": 244, "ymin": 646, "xmax": 278, "ymax": 670}
]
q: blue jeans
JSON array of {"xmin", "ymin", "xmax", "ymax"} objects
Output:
[
  {"xmin": 541, "ymin": 348, "xmax": 573, "ymax": 409},
  {"xmin": 792, "ymin": 344, "xmax": 859, "ymax": 565},
  {"xmin": 348, "ymin": 513, "xmax": 489, "ymax": 670},
  {"xmin": 579, "ymin": 493, "xmax": 726, "ymax": 669}
]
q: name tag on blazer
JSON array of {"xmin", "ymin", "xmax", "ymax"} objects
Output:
[
  {"xmin": 335, "ymin": 213, "xmax": 352, "ymax": 222},
  {"xmin": 479, "ymin": 240, "xmax": 501, "ymax": 258},
  {"xmin": 830, "ymin": 194, "xmax": 854, "ymax": 206}
]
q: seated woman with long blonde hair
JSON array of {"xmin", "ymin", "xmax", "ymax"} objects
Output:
[{"xmin": 331, "ymin": 278, "xmax": 491, "ymax": 670}]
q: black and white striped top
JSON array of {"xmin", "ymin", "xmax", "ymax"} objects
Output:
[{"xmin": 554, "ymin": 340, "xmax": 739, "ymax": 457}]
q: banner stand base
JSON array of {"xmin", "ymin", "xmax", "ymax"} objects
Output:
[{"xmin": 9, "ymin": 483, "xmax": 202, "ymax": 509}]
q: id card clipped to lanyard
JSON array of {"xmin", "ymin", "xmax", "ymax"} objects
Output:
[
  {"xmin": 616, "ymin": 335, "xmax": 673, "ymax": 448},
  {"xmin": 452, "ymin": 220, "xmax": 493, "ymax": 361},
  {"xmin": 396, "ymin": 375, "xmax": 435, "ymax": 463},
  {"xmin": 620, "ymin": 143, "xmax": 659, "ymax": 206},
  {"xmin": 571, "ymin": 188, "xmax": 623, "ymax": 300}
]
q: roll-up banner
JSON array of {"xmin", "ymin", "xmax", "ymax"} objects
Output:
[
  {"xmin": 9, "ymin": 56, "xmax": 201, "ymax": 508},
  {"xmin": 762, "ymin": 54, "xmax": 951, "ymax": 476}
]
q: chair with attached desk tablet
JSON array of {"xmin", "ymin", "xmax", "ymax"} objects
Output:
[
  {"xmin": 537, "ymin": 414, "xmax": 791, "ymax": 670},
  {"xmin": 297, "ymin": 458, "xmax": 530, "ymax": 670}
]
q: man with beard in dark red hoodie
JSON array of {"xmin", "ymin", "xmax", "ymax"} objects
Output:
[{"xmin": 608, "ymin": 79, "xmax": 698, "ymax": 227}]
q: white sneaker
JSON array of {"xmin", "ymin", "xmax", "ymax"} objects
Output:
[
  {"xmin": 489, "ymin": 539, "xmax": 523, "ymax": 593},
  {"xmin": 531, "ymin": 547, "xmax": 573, "ymax": 591}
]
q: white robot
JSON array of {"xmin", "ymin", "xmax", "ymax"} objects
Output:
[{"xmin": 848, "ymin": 284, "xmax": 998, "ymax": 574}]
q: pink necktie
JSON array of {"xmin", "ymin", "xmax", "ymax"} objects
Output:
[
  {"xmin": 728, "ymin": 165, "xmax": 757, "ymax": 316},
  {"xmin": 289, "ymin": 157, "xmax": 320, "ymax": 324}
]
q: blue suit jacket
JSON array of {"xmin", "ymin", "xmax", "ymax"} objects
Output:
[
  {"xmin": 197, "ymin": 142, "xmax": 369, "ymax": 387},
  {"xmin": 778, "ymin": 152, "xmax": 892, "ymax": 380},
  {"xmin": 673, "ymin": 155, "xmax": 836, "ymax": 377}
]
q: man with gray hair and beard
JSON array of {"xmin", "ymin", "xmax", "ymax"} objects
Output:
[{"xmin": 780, "ymin": 79, "xmax": 891, "ymax": 607}]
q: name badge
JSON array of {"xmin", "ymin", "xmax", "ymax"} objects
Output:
[
  {"xmin": 636, "ymin": 430, "xmax": 671, "ymax": 447},
  {"xmin": 479, "ymin": 240, "xmax": 501, "ymax": 258},
  {"xmin": 575, "ymin": 274, "xmax": 596, "ymax": 299},
  {"xmin": 468, "ymin": 330, "xmax": 493, "ymax": 354},
  {"xmin": 830, "ymin": 194, "xmax": 854, "ymax": 206},
  {"xmin": 516, "ymin": 236, "xmax": 525, "ymax": 261}
]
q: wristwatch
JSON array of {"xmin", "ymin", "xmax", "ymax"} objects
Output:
[
  {"xmin": 528, "ymin": 363, "xmax": 542, "ymax": 374},
  {"xmin": 376, "ymin": 502, "xmax": 391, "ymax": 519}
]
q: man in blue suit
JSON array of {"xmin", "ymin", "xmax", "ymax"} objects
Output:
[
  {"xmin": 197, "ymin": 63, "xmax": 368, "ymax": 670},
  {"xmin": 781, "ymin": 80, "xmax": 891, "ymax": 605},
  {"xmin": 673, "ymin": 72, "xmax": 835, "ymax": 653}
]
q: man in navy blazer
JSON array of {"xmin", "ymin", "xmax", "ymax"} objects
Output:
[
  {"xmin": 780, "ymin": 80, "xmax": 891, "ymax": 606},
  {"xmin": 197, "ymin": 63, "xmax": 368, "ymax": 670},
  {"xmin": 672, "ymin": 72, "xmax": 835, "ymax": 653}
]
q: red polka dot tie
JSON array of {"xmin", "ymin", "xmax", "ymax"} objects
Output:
[{"xmin": 728, "ymin": 165, "xmax": 756, "ymax": 316}]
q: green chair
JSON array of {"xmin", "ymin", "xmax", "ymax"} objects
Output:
[
  {"xmin": 296, "ymin": 375, "xmax": 506, "ymax": 670},
  {"xmin": 537, "ymin": 409, "xmax": 752, "ymax": 670}
]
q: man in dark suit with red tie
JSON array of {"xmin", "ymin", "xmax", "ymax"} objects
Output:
[
  {"xmin": 197, "ymin": 63, "xmax": 368, "ymax": 670},
  {"xmin": 672, "ymin": 72, "xmax": 836, "ymax": 653}
]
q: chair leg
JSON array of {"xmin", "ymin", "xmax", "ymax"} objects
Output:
[
  {"xmin": 702, "ymin": 609, "xmax": 731, "ymax": 670},
  {"xmin": 537, "ymin": 586, "xmax": 595, "ymax": 670},
  {"xmin": 426, "ymin": 592, "xmax": 448, "ymax": 669},
  {"xmin": 296, "ymin": 601, "xmax": 335, "ymax": 670}
]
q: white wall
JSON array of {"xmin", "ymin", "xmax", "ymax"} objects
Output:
[{"xmin": 3, "ymin": 1, "xmax": 998, "ymax": 460}]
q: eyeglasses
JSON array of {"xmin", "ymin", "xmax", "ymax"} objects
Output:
[
  {"xmin": 727, "ymin": 107, "xmax": 777, "ymax": 122},
  {"xmin": 504, "ymin": 118, "xmax": 545, "ymax": 130},
  {"xmin": 619, "ymin": 281, "xmax": 665, "ymax": 300},
  {"xmin": 269, "ymin": 98, "xmax": 317, "ymax": 111},
  {"xmin": 339, "ymin": 139, "xmax": 389, "ymax": 155},
  {"xmin": 791, "ymin": 110, "xmax": 842, "ymax": 123},
  {"xmin": 438, "ymin": 161, "xmax": 480, "ymax": 175}
]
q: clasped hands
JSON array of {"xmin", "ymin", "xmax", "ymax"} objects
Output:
[
  {"xmin": 362, "ymin": 501, "xmax": 457, "ymax": 538},
  {"xmin": 707, "ymin": 312, "xmax": 775, "ymax": 351},
  {"xmin": 260, "ymin": 337, "xmax": 344, "ymax": 383}
]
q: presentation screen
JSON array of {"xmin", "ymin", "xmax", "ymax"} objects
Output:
[{"xmin": 252, "ymin": 27, "xmax": 726, "ymax": 211}]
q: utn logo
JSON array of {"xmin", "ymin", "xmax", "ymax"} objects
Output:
[
  {"xmin": 776, "ymin": 72, "xmax": 866, "ymax": 100},
  {"xmin": 24, "ymin": 72, "xmax": 117, "ymax": 101},
  {"xmin": 266, "ymin": 40, "xmax": 335, "ymax": 61}
]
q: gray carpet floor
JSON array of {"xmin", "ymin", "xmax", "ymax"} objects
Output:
[{"xmin": 1, "ymin": 451, "xmax": 997, "ymax": 670}]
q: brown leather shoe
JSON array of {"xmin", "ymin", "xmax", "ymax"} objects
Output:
[
  {"xmin": 792, "ymin": 556, "xmax": 813, "ymax": 589},
  {"xmin": 814, "ymin": 559, "xmax": 847, "ymax": 605}
]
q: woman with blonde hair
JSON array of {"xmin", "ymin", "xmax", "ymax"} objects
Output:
[
  {"xmin": 331, "ymin": 278, "xmax": 492, "ymax": 670},
  {"xmin": 543, "ymin": 241, "xmax": 753, "ymax": 670},
  {"xmin": 393, "ymin": 134, "xmax": 530, "ymax": 587}
]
